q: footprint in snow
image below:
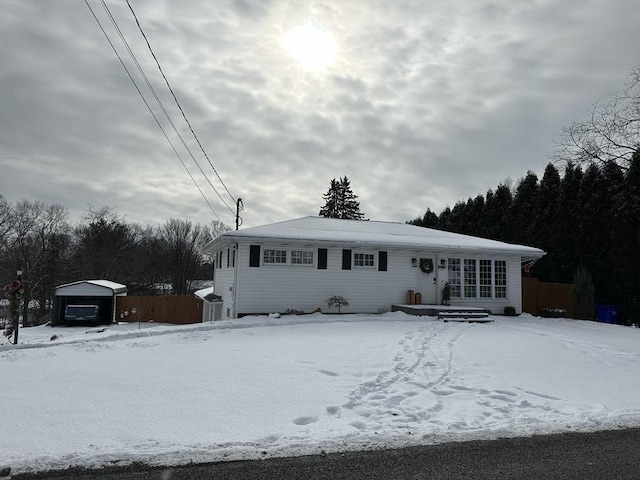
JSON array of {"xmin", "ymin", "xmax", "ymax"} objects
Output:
[
  {"xmin": 350, "ymin": 421, "xmax": 368, "ymax": 430},
  {"xmin": 326, "ymin": 406, "xmax": 341, "ymax": 416},
  {"xmin": 293, "ymin": 416, "xmax": 319, "ymax": 426}
]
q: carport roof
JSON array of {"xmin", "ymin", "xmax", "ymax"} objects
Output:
[{"xmin": 55, "ymin": 280, "xmax": 128, "ymax": 295}]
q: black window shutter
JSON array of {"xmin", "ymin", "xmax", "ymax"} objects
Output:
[
  {"xmin": 232, "ymin": 249, "xmax": 236, "ymax": 267},
  {"xmin": 227, "ymin": 249, "xmax": 230, "ymax": 268},
  {"xmin": 342, "ymin": 249, "xmax": 352, "ymax": 270},
  {"xmin": 249, "ymin": 245, "xmax": 261, "ymax": 267},
  {"xmin": 379, "ymin": 251, "xmax": 388, "ymax": 271},
  {"xmin": 318, "ymin": 248, "xmax": 328, "ymax": 269}
]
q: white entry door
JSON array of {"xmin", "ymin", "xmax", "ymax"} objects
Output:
[{"xmin": 416, "ymin": 257, "xmax": 437, "ymax": 304}]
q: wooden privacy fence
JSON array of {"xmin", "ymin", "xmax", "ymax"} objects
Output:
[
  {"xmin": 116, "ymin": 295, "xmax": 203, "ymax": 324},
  {"xmin": 522, "ymin": 277, "xmax": 573, "ymax": 318}
]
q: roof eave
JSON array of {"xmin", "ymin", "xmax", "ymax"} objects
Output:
[{"xmin": 211, "ymin": 233, "xmax": 545, "ymax": 257}]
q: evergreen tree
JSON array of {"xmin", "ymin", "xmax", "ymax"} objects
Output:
[
  {"xmin": 554, "ymin": 163, "xmax": 584, "ymax": 282},
  {"xmin": 319, "ymin": 177, "xmax": 365, "ymax": 220},
  {"xmin": 530, "ymin": 164, "xmax": 562, "ymax": 281},
  {"xmin": 408, "ymin": 208, "xmax": 438, "ymax": 228},
  {"xmin": 611, "ymin": 150, "xmax": 640, "ymax": 312},
  {"xmin": 581, "ymin": 162, "xmax": 623, "ymax": 303},
  {"xmin": 572, "ymin": 265, "xmax": 595, "ymax": 320},
  {"xmin": 447, "ymin": 200, "xmax": 469, "ymax": 234},
  {"xmin": 437, "ymin": 206, "xmax": 452, "ymax": 231},
  {"xmin": 481, "ymin": 184, "xmax": 513, "ymax": 241},
  {"xmin": 510, "ymin": 171, "xmax": 539, "ymax": 246}
]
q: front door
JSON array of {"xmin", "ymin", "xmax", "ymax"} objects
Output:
[{"xmin": 416, "ymin": 257, "xmax": 437, "ymax": 304}]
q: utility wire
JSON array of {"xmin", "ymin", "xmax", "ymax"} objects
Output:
[
  {"xmin": 98, "ymin": 0, "xmax": 236, "ymax": 216},
  {"xmin": 83, "ymin": 0, "xmax": 221, "ymax": 221},
  {"xmin": 124, "ymin": 0, "xmax": 237, "ymax": 205}
]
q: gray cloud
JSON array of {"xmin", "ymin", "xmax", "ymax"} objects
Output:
[{"xmin": 1, "ymin": 0, "xmax": 639, "ymax": 228}]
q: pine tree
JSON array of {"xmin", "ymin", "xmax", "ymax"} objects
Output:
[
  {"xmin": 611, "ymin": 150, "xmax": 640, "ymax": 311},
  {"xmin": 572, "ymin": 265, "xmax": 595, "ymax": 320},
  {"xmin": 481, "ymin": 184, "xmax": 513, "ymax": 241},
  {"xmin": 554, "ymin": 163, "xmax": 583, "ymax": 283},
  {"xmin": 510, "ymin": 171, "xmax": 539, "ymax": 246},
  {"xmin": 408, "ymin": 208, "xmax": 438, "ymax": 228},
  {"xmin": 319, "ymin": 177, "xmax": 365, "ymax": 220}
]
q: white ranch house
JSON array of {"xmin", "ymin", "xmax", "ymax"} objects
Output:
[{"xmin": 202, "ymin": 216, "xmax": 544, "ymax": 320}]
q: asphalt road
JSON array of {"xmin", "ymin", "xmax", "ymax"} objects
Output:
[{"xmin": 12, "ymin": 428, "xmax": 640, "ymax": 480}]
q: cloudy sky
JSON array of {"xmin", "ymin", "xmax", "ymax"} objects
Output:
[{"xmin": 1, "ymin": 0, "xmax": 639, "ymax": 228}]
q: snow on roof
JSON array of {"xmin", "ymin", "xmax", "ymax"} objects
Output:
[
  {"xmin": 206, "ymin": 216, "xmax": 544, "ymax": 257},
  {"xmin": 56, "ymin": 280, "xmax": 128, "ymax": 294},
  {"xmin": 194, "ymin": 287, "xmax": 222, "ymax": 302}
]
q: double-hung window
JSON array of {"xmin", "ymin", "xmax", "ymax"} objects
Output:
[
  {"xmin": 354, "ymin": 252, "xmax": 375, "ymax": 268},
  {"xmin": 447, "ymin": 259, "xmax": 461, "ymax": 298},
  {"xmin": 291, "ymin": 249, "xmax": 314, "ymax": 265},
  {"xmin": 494, "ymin": 260, "xmax": 507, "ymax": 298},
  {"xmin": 263, "ymin": 248, "xmax": 287, "ymax": 265},
  {"xmin": 464, "ymin": 259, "xmax": 477, "ymax": 298},
  {"xmin": 479, "ymin": 259, "xmax": 492, "ymax": 298}
]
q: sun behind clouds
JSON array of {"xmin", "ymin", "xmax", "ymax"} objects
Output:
[{"xmin": 283, "ymin": 24, "xmax": 336, "ymax": 71}]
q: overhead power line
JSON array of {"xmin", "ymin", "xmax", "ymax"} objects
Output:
[
  {"xmin": 83, "ymin": 0, "xmax": 222, "ymax": 221},
  {"xmin": 97, "ymin": 0, "xmax": 236, "ymax": 217},
  {"xmin": 124, "ymin": 0, "xmax": 237, "ymax": 205}
]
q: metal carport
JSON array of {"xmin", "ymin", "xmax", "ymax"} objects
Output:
[{"xmin": 52, "ymin": 280, "xmax": 128, "ymax": 326}]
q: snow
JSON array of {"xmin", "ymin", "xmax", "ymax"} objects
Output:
[
  {"xmin": 56, "ymin": 279, "xmax": 127, "ymax": 292},
  {"xmin": 2, "ymin": 312, "xmax": 640, "ymax": 474},
  {"xmin": 204, "ymin": 216, "xmax": 545, "ymax": 257}
]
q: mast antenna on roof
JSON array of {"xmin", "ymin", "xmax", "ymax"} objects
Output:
[{"xmin": 236, "ymin": 198, "xmax": 244, "ymax": 230}]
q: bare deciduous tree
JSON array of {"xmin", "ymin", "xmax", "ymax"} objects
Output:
[
  {"xmin": 158, "ymin": 219, "xmax": 211, "ymax": 295},
  {"xmin": 555, "ymin": 65, "xmax": 640, "ymax": 169},
  {"xmin": 1, "ymin": 200, "xmax": 70, "ymax": 323}
]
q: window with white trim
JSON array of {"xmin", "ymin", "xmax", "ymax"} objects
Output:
[
  {"xmin": 263, "ymin": 248, "xmax": 287, "ymax": 264},
  {"xmin": 464, "ymin": 259, "xmax": 477, "ymax": 298},
  {"xmin": 449, "ymin": 258, "xmax": 508, "ymax": 299},
  {"xmin": 480, "ymin": 259, "xmax": 492, "ymax": 298},
  {"xmin": 291, "ymin": 249, "xmax": 314, "ymax": 265},
  {"xmin": 354, "ymin": 252, "xmax": 375, "ymax": 268},
  {"xmin": 448, "ymin": 258, "xmax": 461, "ymax": 298},
  {"xmin": 495, "ymin": 260, "xmax": 507, "ymax": 298}
]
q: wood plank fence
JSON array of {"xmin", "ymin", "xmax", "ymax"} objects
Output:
[
  {"xmin": 115, "ymin": 295, "xmax": 203, "ymax": 324},
  {"xmin": 522, "ymin": 277, "xmax": 573, "ymax": 318}
]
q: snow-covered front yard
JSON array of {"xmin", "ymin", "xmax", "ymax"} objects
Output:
[{"xmin": 2, "ymin": 312, "xmax": 640, "ymax": 474}]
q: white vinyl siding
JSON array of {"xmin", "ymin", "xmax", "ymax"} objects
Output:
[
  {"xmin": 213, "ymin": 242, "xmax": 526, "ymax": 317},
  {"xmin": 235, "ymin": 244, "xmax": 413, "ymax": 315}
]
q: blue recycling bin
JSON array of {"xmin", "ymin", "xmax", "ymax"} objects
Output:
[{"xmin": 596, "ymin": 305, "xmax": 618, "ymax": 324}]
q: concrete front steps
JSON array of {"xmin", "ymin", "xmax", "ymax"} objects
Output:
[{"xmin": 391, "ymin": 304, "xmax": 493, "ymax": 323}]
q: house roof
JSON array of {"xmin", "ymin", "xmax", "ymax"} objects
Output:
[
  {"xmin": 55, "ymin": 280, "xmax": 128, "ymax": 295},
  {"xmin": 194, "ymin": 287, "xmax": 222, "ymax": 303},
  {"xmin": 204, "ymin": 216, "xmax": 545, "ymax": 258}
]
